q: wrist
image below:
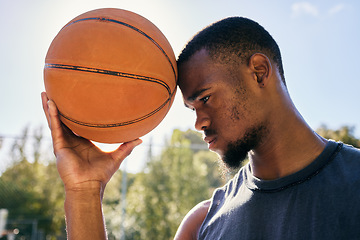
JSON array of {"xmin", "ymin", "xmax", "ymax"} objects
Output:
[
  {"xmin": 64, "ymin": 180, "xmax": 106, "ymax": 201},
  {"xmin": 63, "ymin": 182, "xmax": 108, "ymax": 240}
]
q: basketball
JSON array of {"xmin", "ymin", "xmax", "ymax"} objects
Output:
[{"xmin": 44, "ymin": 8, "xmax": 177, "ymax": 143}]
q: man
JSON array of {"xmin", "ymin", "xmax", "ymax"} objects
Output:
[
  {"xmin": 41, "ymin": 16, "xmax": 360, "ymax": 239},
  {"xmin": 174, "ymin": 17, "xmax": 360, "ymax": 239}
]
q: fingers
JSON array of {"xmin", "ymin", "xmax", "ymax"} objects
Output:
[
  {"xmin": 43, "ymin": 96, "xmax": 67, "ymax": 152},
  {"xmin": 41, "ymin": 92, "xmax": 62, "ymax": 133},
  {"xmin": 41, "ymin": 92, "xmax": 63, "ymax": 146},
  {"xmin": 41, "ymin": 92, "xmax": 50, "ymax": 128},
  {"xmin": 111, "ymin": 138, "xmax": 143, "ymax": 164},
  {"xmin": 42, "ymin": 92, "xmax": 78, "ymax": 150},
  {"xmin": 42, "ymin": 92, "xmax": 63, "ymax": 152}
]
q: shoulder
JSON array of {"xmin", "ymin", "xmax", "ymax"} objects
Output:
[
  {"xmin": 174, "ymin": 199, "xmax": 211, "ymax": 240},
  {"xmin": 335, "ymin": 143, "xmax": 360, "ymax": 176},
  {"xmin": 340, "ymin": 142, "xmax": 360, "ymax": 157},
  {"xmin": 320, "ymin": 142, "xmax": 360, "ymax": 191},
  {"xmin": 333, "ymin": 142, "xmax": 360, "ymax": 168}
]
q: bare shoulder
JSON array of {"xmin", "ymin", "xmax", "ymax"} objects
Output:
[{"xmin": 174, "ymin": 199, "xmax": 211, "ymax": 240}]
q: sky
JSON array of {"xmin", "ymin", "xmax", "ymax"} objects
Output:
[{"xmin": 0, "ymin": 0, "xmax": 359, "ymax": 173}]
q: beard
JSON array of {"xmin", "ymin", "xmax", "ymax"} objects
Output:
[{"xmin": 221, "ymin": 124, "xmax": 267, "ymax": 171}]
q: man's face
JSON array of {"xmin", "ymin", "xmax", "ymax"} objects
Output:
[{"xmin": 178, "ymin": 49, "xmax": 268, "ymax": 169}]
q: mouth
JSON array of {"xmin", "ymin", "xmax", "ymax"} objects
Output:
[{"xmin": 204, "ymin": 136, "xmax": 216, "ymax": 150}]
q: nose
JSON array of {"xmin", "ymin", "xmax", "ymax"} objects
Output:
[{"xmin": 194, "ymin": 110, "xmax": 211, "ymax": 131}]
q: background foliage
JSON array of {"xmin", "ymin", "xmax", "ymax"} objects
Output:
[{"xmin": 1, "ymin": 125, "xmax": 359, "ymax": 239}]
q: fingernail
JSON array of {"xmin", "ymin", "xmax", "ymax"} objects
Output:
[{"xmin": 136, "ymin": 139, "xmax": 143, "ymax": 145}]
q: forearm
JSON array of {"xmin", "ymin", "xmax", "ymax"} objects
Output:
[{"xmin": 64, "ymin": 185, "xmax": 107, "ymax": 240}]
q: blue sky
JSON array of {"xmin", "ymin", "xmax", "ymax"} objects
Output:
[{"xmin": 1, "ymin": 0, "xmax": 359, "ymax": 173}]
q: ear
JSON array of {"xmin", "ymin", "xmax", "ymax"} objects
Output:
[{"xmin": 248, "ymin": 53, "xmax": 272, "ymax": 88}]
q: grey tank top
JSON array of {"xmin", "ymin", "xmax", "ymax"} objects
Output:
[{"xmin": 198, "ymin": 141, "xmax": 360, "ymax": 239}]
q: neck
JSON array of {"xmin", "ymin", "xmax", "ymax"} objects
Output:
[{"xmin": 249, "ymin": 103, "xmax": 327, "ymax": 180}]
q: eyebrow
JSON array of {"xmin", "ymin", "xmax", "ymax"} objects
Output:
[
  {"xmin": 187, "ymin": 88, "xmax": 211, "ymax": 102},
  {"xmin": 184, "ymin": 87, "xmax": 211, "ymax": 109}
]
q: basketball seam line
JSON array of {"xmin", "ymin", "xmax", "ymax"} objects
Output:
[
  {"xmin": 45, "ymin": 63, "xmax": 171, "ymax": 95},
  {"xmin": 50, "ymin": 14, "xmax": 177, "ymax": 129},
  {"xmin": 58, "ymin": 90, "xmax": 175, "ymax": 128},
  {"xmin": 65, "ymin": 16, "xmax": 177, "ymax": 83}
]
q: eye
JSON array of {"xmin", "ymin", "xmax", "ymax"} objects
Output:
[{"xmin": 200, "ymin": 96, "xmax": 210, "ymax": 104}]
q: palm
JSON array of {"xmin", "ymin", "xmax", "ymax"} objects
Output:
[{"xmin": 54, "ymin": 132, "xmax": 116, "ymax": 190}]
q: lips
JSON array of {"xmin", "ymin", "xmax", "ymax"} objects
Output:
[{"xmin": 204, "ymin": 135, "xmax": 216, "ymax": 149}]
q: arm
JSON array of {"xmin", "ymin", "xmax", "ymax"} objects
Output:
[
  {"xmin": 41, "ymin": 92, "xmax": 142, "ymax": 240},
  {"xmin": 174, "ymin": 199, "xmax": 211, "ymax": 240},
  {"xmin": 64, "ymin": 184, "xmax": 106, "ymax": 240}
]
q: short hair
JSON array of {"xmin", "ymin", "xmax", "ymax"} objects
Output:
[{"xmin": 177, "ymin": 17, "xmax": 286, "ymax": 85}]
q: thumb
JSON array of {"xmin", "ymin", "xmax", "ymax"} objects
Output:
[{"xmin": 110, "ymin": 138, "xmax": 143, "ymax": 163}]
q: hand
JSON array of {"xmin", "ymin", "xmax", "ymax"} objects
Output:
[{"xmin": 41, "ymin": 92, "xmax": 142, "ymax": 196}]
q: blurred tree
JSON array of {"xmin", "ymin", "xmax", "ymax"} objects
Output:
[
  {"xmin": 5, "ymin": 124, "xmax": 357, "ymax": 239},
  {"xmin": 121, "ymin": 126, "xmax": 360, "ymax": 239},
  {"xmin": 102, "ymin": 169, "xmax": 138, "ymax": 240},
  {"xmin": 317, "ymin": 125, "xmax": 360, "ymax": 148},
  {"xmin": 124, "ymin": 129, "xmax": 226, "ymax": 240},
  {"xmin": 0, "ymin": 126, "xmax": 66, "ymax": 239}
]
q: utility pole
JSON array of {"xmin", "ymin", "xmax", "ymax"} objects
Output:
[{"xmin": 120, "ymin": 159, "xmax": 127, "ymax": 240}]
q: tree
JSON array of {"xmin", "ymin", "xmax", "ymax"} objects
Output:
[
  {"xmin": 317, "ymin": 125, "xmax": 360, "ymax": 148},
  {"xmin": 0, "ymin": 126, "xmax": 66, "ymax": 239},
  {"xmin": 124, "ymin": 129, "xmax": 226, "ymax": 239},
  {"xmin": 5, "ymin": 124, "xmax": 357, "ymax": 239},
  {"xmin": 102, "ymin": 169, "xmax": 138, "ymax": 240}
]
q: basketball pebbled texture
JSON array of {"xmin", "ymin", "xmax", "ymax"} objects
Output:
[{"xmin": 44, "ymin": 8, "xmax": 177, "ymax": 143}]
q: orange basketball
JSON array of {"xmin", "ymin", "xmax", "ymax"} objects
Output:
[{"xmin": 44, "ymin": 8, "xmax": 177, "ymax": 143}]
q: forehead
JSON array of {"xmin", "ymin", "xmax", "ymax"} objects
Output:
[{"xmin": 178, "ymin": 49, "xmax": 223, "ymax": 98}]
